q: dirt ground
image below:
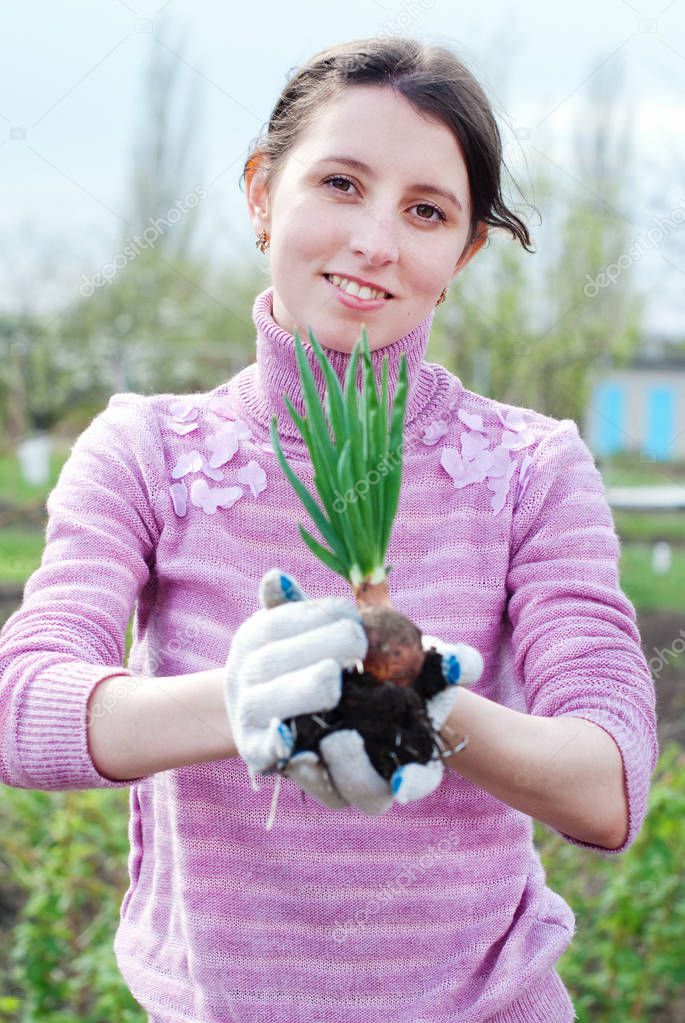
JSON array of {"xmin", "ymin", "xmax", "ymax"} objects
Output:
[{"xmin": 638, "ymin": 611, "xmax": 685, "ymax": 749}]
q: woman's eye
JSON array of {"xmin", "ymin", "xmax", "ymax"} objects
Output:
[
  {"xmin": 323, "ymin": 175, "xmax": 355, "ymax": 193},
  {"xmin": 322, "ymin": 176, "xmax": 446, "ymax": 223},
  {"xmin": 414, "ymin": 203, "xmax": 447, "ymax": 223}
]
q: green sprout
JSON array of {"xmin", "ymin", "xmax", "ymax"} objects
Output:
[{"xmin": 269, "ymin": 324, "xmax": 408, "ymax": 591}]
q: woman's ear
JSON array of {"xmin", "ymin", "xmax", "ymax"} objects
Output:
[
  {"xmin": 245, "ymin": 155, "xmax": 271, "ymax": 237},
  {"xmin": 451, "ymin": 222, "xmax": 489, "ymax": 280}
]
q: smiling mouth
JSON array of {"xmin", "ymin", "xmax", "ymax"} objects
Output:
[{"xmin": 324, "ymin": 274, "xmax": 393, "ymax": 300}]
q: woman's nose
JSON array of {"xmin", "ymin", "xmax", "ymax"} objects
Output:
[{"xmin": 349, "ymin": 212, "xmax": 399, "ymax": 265}]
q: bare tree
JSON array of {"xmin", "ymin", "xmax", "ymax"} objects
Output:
[
  {"xmin": 123, "ymin": 17, "xmax": 206, "ymax": 263},
  {"xmin": 50, "ymin": 17, "xmax": 259, "ymax": 404},
  {"xmin": 431, "ymin": 52, "xmax": 644, "ymax": 424}
]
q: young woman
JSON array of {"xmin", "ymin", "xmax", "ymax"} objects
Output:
[{"xmin": 0, "ymin": 36, "xmax": 657, "ymax": 1023}]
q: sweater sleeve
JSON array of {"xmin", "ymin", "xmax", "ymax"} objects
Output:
[
  {"xmin": 506, "ymin": 418, "xmax": 658, "ymax": 856},
  {"xmin": 0, "ymin": 393, "xmax": 163, "ymax": 792}
]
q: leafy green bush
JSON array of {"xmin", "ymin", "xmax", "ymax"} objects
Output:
[
  {"xmin": 536, "ymin": 740, "xmax": 685, "ymax": 1021},
  {"xmin": 0, "ymin": 748, "xmax": 682, "ymax": 1021},
  {"xmin": 0, "ymin": 788, "xmax": 144, "ymax": 1023}
]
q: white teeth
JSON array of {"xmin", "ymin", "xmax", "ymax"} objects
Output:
[{"xmin": 328, "ymin": 274, "xmax": 388, "ymax": 301}]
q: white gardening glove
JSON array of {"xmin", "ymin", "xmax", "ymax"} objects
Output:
[
  {"xmin": 261, "ymin": 576, "xmax": 484, "ymax": 815},
  {"xmin": 223, "ymin": 569, "xmax": 367, "ymax": 789},
  {"xmin": 419, "ymin": 634, "xmax": 484, "ymax": 731}
]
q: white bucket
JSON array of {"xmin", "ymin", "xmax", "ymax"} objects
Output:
[{"xmin": 17, "ymin": 433, "xmax": 52, "ymax": 486}]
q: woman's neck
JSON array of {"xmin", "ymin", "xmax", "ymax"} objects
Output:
[{"xmin": 226, "ymin": 286, "xmax": 444, "ymax": 445}]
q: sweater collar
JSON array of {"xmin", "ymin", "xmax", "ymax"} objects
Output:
[{"xmin": 229, "ymin": 286, "xmax": 440, "ymax": 443}]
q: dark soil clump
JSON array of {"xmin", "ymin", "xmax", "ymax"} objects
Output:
[{"xmin": 286, "ymin": 648, "xmax": 447, "ymax": 780}]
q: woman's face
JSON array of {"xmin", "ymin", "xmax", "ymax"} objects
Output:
[{"xmin": 246, "ymin": 84, "xmax": 486, "ymax": 354}]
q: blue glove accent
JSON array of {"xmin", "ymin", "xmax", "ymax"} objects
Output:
[
  {"xmin": 442, "ymin": 653, "xmax": 462, "ymax": 685},
  {"xmin": 280, "ymin": 573, "xmax": 304, "ymax": 602},
  {"xmin": 275, "ymin": 721, "xmax": 295, "ymax": 768}
]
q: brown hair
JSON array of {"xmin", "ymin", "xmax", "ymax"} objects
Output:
[{"xmin": 240, "ymin": 36, "xmax": 535, "ymax": 255}]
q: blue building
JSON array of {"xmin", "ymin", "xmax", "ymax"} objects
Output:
[{"xmin": 584, "ymin": 354, "xmax": 685, "ymax": 462}]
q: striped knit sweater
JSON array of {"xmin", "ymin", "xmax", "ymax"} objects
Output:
[{"xmin": 0, "ymin": 286, "xmax": 658, "ymax": 1023}]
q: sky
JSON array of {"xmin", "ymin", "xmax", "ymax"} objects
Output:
[{"xmin": 1, "ymin": 0, "xmax": 684, "ymax": 335}]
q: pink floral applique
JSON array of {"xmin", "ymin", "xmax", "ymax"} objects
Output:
[
  {"xmin": 487, "ymin": 456, "xmax": 517, "ymax": 515},
  {"xmin": 237, "ymin": 460, "xmax": 267, "ymax": 498},
  {"xmin": 487, "ymin": 445, "xmax": 514, "ymax": 478},
  {"xmin": 439, "ymin": 448, "xmax": 489, "ymax": 488},
  {"xmin": 461, "ymin": 429, "xmax": 490, "ymax": 460},
  {"xmin": 167, "ymin": 419, "xmax": 200, "ymax": 436},
  {"xmin": 440, "ymin": 407, "xmax": 535, "ymax": 515},
  {"xmin": 205, "ymin": 421, "xmax": 252, "ymax": 469},
  {"xmin": 496, "ymin": 408, "xmax": 526, "ymax": 432},
  {"xmin": 172, "ymin": 450, "xmax": 204, "ymax": 479},
  {"xmin": 513, "ymin": 453, "xmax": 534, "ymax": 511},
  {"xmin": 205, "ymin": 427, "xmax": 239, "ymax": 469},
  {"xmin": 190, "ymin": 478, "xmax": 243, "ymax": 515},
  {"xmin": 169, "ymin": 398, "xmax": 199, "ymax": 423},
  {"xmin": 169, "ymin": 482, "xmax": 188, "ymax": 517},
  {"xmin": 206, "ymin": 395, "xmax": 237, "ymax": 419},
  {"xmin": 233, "ymin": 420, "xmax": 252, "ymax": 440},
  {"xmin": 501, "ymin": 426, "xmax": 536, "ymax": 452},
  {"xmin": 167, "ymin": 398, "xmax": 201, "ymax": 435},
  {"xmin": 458, "ymin": 409, "xmax": 487, "ymax": 433},
  {"xmin": 166, "ymin": 397, "xmax": 265, "ymax": 517},
  {"xmin": 200, "ymin": 457, "xmax": 224, "ymax": 482},
  {"xmin": 422, "ymin": 419, "xmax": 449, "ymax": 445}
]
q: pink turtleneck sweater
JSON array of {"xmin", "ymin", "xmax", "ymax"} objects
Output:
[{"xmin": 0, "ymin": 287, "xmax": 658, "ymax": 1023}]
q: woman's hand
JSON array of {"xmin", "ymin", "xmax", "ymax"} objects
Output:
[
  {"xmin": 246, "ymin": 571, "xmax": 484, "ymax": 815},
  {"xmin": 223, "ymin": 569, "xmax": 367, "ymax": 785}
]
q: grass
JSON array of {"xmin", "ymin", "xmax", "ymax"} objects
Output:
[
  {"xmin": 0, "ymin": 530, "xmax": 45, "ymax": 583},
  {"xmin": 617, "ymin": 543, "xmax": 685, "ymax": 613},
  {"xmin": 613, "ymin": 511, "xmax": 685, "ymax": 543},
  {"xmin": 0, "ymin": 445, "xmax": 69, "ymax": 503},
  {"xmin": 598, "ymin": 456, "xmax": 685, "ymax": 487}
]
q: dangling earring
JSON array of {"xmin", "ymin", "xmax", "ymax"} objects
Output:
[
  {"xmin": 256, "ymin": 229, "xmax": 270, "ymax": 254},
  {"xmin": 435, "ymin": 287, "xmax": 447, "ymax": 306}
]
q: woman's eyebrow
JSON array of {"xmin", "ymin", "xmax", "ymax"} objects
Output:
[{"xmin": 311, "ymin": 155, "xmax": 463, "ymax": 212}]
